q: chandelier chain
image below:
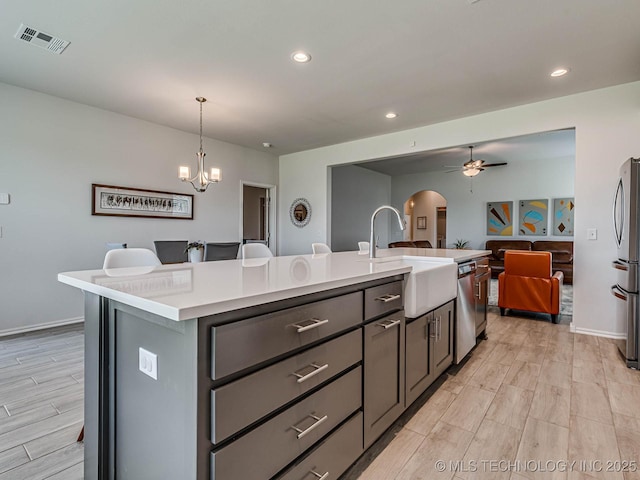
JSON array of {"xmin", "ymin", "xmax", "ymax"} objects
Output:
[{"xmin": 199, "ymin": 100, "xmax": 203, "ymax": 153}]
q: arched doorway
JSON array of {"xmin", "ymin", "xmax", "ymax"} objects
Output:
[{"xmin": 404, "ymin": 190, "xmax": 447, "ymax": 248}]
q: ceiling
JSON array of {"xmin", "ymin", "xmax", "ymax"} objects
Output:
[
  {"xmin": 356, "ymin": 128, "xmax": 576, "ymax": 176},
  {"xmin": 1, "ymin": 1, "xmax": 638, "ymax": 155}
]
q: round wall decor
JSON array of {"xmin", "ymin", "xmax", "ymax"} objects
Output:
[{"xmin": 289, "ymin": 198, "xmax": 311, "ymax": 228}]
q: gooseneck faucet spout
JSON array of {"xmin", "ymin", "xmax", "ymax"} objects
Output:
[{"xmin": 369, "ymin": 205, "xmax": 406, "ymax": 259}]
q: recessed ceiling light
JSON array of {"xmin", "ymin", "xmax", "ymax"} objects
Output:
[
  {"xmin": 385, "ymin": 112, "xmax": 398, "ymax": 119},
  {"xmin": 291, "ymin": 51, "xmax": 311, "ymax": 63},
  {"xmin": 262, "ymin": 142, "xmax": 272, "ymax": 148},
  {"xmin": 550, "ymin": 68, "xmax": 569, "ymax": 77}
]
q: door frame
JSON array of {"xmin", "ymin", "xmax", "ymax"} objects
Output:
[{"xmin": 239, "ymin": 181, "xmax": 277, "ymax": 255}]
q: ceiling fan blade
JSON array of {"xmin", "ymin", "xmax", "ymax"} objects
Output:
[
  {"xmin": 482, "ymin": 162, "xmax": 508, "ymax": 167},
  {"xmin": 444, "ymin": 169, "xmax": 461, "ymax": 173}
]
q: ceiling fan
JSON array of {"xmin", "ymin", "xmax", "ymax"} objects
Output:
[{"xmin": 446, "ymin": 146, "xmax": 507, "ymax": 176}]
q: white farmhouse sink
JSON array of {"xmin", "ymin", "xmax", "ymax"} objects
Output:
[{"xmin": 403, "ymin": 260, "xmax": 457, "ymax": 319}]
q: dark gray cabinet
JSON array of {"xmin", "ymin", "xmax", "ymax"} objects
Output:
[
  {"xmin": 404, "ymin": 299, "xmax": 454, "ymax": 408},
  {"xmin": 363, "ymin": 309, "xmax": 405, "ymax": 448},
  {"xmin": 82, "ymin": 274, "xmax": 411, "ymax": 480},
  {"xmin": 405, "ymin": 314, "xmax": 434, "ymax": 406},
  {"xmin": 432, "ymin": 301, "xmax": 454, "ymax": 378}
]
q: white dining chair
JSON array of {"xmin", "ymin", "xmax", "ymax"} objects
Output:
[
  {"xmin": 103, "ymin": 248, "xmax": 162, "ymax": 269},
  {"xmin": 242, "ymin": 243, "xmax": 274, "ymax": 259},
  {"xmin": 311, "ymin": 242, "xmax": 332, "ymax": 254},
  {"xmin": 358, "ymin": 241, "xmax": 370, "ymax": 253}
]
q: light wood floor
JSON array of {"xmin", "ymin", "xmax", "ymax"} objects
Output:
[
  {"xmin": 356, "ymin": 310, "xmax": 640, "ymax": 480},
  {"xmin": 1, "ymin": 312, "xmax": 638, "ymax": 480},
  {"xmin": 0, "ymin": 324, "xmax": 84, "ymax": 479}
]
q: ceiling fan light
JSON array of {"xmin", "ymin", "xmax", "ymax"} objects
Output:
[{"xmin": 463, "ymin": 168, "xmax": 480, "ymax": 177}]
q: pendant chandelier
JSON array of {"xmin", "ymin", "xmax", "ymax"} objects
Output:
[{"xmin": 178, "ymin": 97, "xmax": 221, "ymax": 192}]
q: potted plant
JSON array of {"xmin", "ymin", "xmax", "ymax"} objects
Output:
[
  {"xmin": 453, "ymin": 239, "xmax": 470, "ymax": 249},
  {"xmin": 186, "ymin": 241, "xmax": 204, "ymax": 263}
]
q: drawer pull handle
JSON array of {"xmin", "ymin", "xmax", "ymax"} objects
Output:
[
  {"xmin": 310, "ymin": 471, "xmax": 330, "ymax": 480},
  {"xmin": 292, "ymin": 413, "xmax": 328, "ymax": 439},
  {"xmin": 376, "ymin": 319, "xmax": 401, "ymax": 329},
  {"xmin": 293, "ymin": 363, "xmax": 329, "ymax": 383},
  {"xmin": 375, "ymin": 294, "xmax": 401, "ymax": 303},
  {"xmin": 291, "ymin": 318, "xmax": 329, "ymax": 333}
]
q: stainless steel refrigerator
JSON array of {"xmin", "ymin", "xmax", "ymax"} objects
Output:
[{"xmin": 612, "ymin": 157, "xmax": 640, "ymax": 369}]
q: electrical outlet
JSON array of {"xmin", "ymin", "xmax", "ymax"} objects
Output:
[
  {"xmin": 138, "ymin": 348, "xmax": 157, "ymax": 380},
  {"xmin": 587, "ymin": 228, "xmax": 597, "ymax": 240},
  {"xmin": 0, "ymin": 193, "xmax": 9, "ymax": 204}
]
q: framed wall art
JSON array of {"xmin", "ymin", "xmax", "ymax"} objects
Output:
[
  {"xmin": 518, "ymin": 199, "xmax": 548, "ymax": 236},
  {"xmin": 92, "ymin": 184, "xmax": 194, "ymax": 220},
  {"xmin": 486, "ymin": 201, "xmax": 513, "ymax": 236},
  {"xmin": 416, "ymin": 216, "xmax": 427, "ymax": 229},
  {"xmin": 553, "ymin": 198, "xmax": 575, "ymax": 236}
]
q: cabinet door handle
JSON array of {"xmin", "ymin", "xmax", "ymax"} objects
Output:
[
  {"xmin": 310, "ymin": 471, "xmax": 330, "ymax": 480},
  {"xmin": 291, "ymin": 414, "xmax": 328, "ymax": 439},
  {"xmin": 375, "ymin": 294, "xmax": 401, "ymax": 303},
  {"xmin": 292, "ymin": 363, "xmax": 329, "ymax": 383},
  {"xmin": 291, "ymin": 318, "xmax": 329, "ymax": 333},
  {"xmin": 437, "ymin": 316, "xmax": 441, "ymax": 341},
  {"xmin": 376, "ymin": 318, "xmax": 401, "ymax": 329},
  {"xmin": 429, "ymin": 319, "xmax": 436, "ymax": 338}
]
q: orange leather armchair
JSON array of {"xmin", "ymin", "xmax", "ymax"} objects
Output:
[{"xmin": 498, "ymin": 251, "xmax": 563, "ymax": 323}]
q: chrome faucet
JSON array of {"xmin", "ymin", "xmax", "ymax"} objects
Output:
[{"xmin": 369, "ymin": 205, "xmax": 406, "ymax": 258}]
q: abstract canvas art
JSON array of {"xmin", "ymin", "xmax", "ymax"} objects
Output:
[
  {"xmin": 486, "ymin": 201, "xmax": 513, "ymax": 236},
  {"xmin": 553, "ymin": 197, "xmax": 575, "ymax": 236},
  {"xmin": 519, "ymin": 199, "xmax": 548, "ymax": 236}
]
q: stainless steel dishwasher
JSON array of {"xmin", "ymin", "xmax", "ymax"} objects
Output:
[{"xmin": 455, "ymin": 260, "xmax": 477, "ymax": 364}]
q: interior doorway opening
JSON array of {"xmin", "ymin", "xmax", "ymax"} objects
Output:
[
  {"xmin": 241, "ymin": 182, "xmax": 276, "ymax": 252},
  {"xmin": 403, "ymin": 190, "xmax": 447, "ymax": 248}
]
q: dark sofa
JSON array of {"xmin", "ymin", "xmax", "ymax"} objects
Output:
[{"xmin": 486, "ymin": 240, "xmax": 573, "ymax": 284}]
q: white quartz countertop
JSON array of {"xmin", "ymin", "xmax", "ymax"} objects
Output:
[{"xmin": 58, "ymin": 248, "xmax": 490, "ymax": 321}]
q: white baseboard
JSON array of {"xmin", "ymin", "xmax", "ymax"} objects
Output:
[
  {"xmin": 569, "ymin": 322, "xmax": 626, "ymax": 339},
  {"xmin": 0, "ymin": 317, "xmax": 84, "ymax": 338}
]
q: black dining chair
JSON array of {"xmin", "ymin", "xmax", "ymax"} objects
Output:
[
  {"xmin": 204, "ymin": 242, "xmax": 240, "ymax": 261},
  {"xmin": 153, "ymin": 240, "xmax": 188, "ymax": 264}
]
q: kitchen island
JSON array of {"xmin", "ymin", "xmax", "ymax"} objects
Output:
[{"xmin": 58, "ymin": 248, "xmax": 489, "ymax": 480}]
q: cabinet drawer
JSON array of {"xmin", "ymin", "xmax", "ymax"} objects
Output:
[
  {"xmin": 364, "ymin": 281, "xmax": 403, "ymax": 321},
  {"xmin": 211, "ymin": 330, "xmax": 362, "ymax": 444},
  {"xmin": 211, "ymin": 292, "xmax": 363, "ymax": 380},
  {"xmin": 275, "ymin": 412, "xmax": 363, "ymax": 480},
  {"xmin": 211, "ymin": 367, "xmax": 362, "ymax": 480}
]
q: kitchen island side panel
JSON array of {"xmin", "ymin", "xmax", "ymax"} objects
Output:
[
  {"xmin": 83, "ymin": 293, "xmax": 102, "ymax": 480},
  {"xmin": 83, "ymin": 295, "xmax": 208, "ymax": 480},
  {"xmin": 111, "ymin": 302, "xmax": 199, "ymax": 479}
]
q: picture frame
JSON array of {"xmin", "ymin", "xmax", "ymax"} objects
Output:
[
  {"xmin": 487, "ymin": 201, "xmax": 513, "ymax": 236},
  {"xmin": 92, "ymin": 184, "xmax": 194, "ymax": 220},
  {"xmin": 518, "ymin": 199, "xmax": 548, "ymax": 236},
  {"xmin": 552, "ymin": 197, "xmax": 575, "ymax": 236},
  {"xmin": 417, "ymin": 216, "xmax": 427, "ymax": 229}
]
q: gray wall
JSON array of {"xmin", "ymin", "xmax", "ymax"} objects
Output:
[
  {"xmin": 0, "ymin": 82, "xmax": 278, "ymax": 335},
  {"xmin": 330, "ymin": 165, "xmax": 392, "ymax": 252}
]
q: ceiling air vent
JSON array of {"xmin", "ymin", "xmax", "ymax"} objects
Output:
[{"xmin": 14, "ymin": 24, "xmax": 69, "ymax": 54}]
